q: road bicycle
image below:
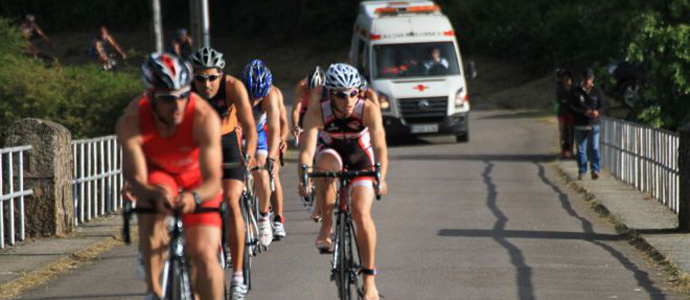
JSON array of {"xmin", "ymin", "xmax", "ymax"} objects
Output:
[
  {"xmin": 122, "ymin": 201, "xmax": 227, "ymax": 300},
  {"xmin": 301, "ymin": 163, "xmax": 382, "ymax": 300}
]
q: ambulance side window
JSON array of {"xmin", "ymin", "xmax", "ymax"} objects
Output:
[{"xmin": 356, "ymin": 39, "xmax": 369, "ymax": 79}]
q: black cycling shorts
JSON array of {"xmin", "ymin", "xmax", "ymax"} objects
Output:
[{"xmin": 222, "ymin": 130, "xmax": 243, "ymax": 181}]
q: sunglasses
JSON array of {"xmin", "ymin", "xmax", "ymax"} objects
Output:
[
  {"xmin": 331, "ymin": 89, "xmax": 359, "ymax": 99},
  {"xmin": 154, "ymin": 87, "xmax": 191, "ymax": 103},
  {"xmin": 194, "ymin": 74, "xmax": 221, "ymax": 82}
]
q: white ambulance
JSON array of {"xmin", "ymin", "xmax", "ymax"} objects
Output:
[{"xmin": 349, "ymin": 0, "xmax": 474, "ymax": 142}]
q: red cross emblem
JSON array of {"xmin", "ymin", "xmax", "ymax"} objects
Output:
[{"xmin": 413, "ymin": 84, "xmax": 429, "ymax": 92}]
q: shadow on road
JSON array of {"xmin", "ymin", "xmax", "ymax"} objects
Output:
[
  {"xmin": 390, "ymin": 153, "xmax": 557, "ymax": 162},
  {"xmin": 534, "ymin": 162, "xmax": 669, "ymax": 300},
  {"xmin": 437, "ymin": 160, "xmax": 669, "ymax": 300},
  {"xmin": 477, "ymin": 110, "xmax": 553, "ymax": 121}
]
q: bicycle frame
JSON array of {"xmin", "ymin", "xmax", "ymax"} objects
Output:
[
  {"xmin": 122, "ymin": 202, "xmax": 224, "ymax": 300},
  {"xmin": 301, "ymin": 163, "xmax": 381, "ymax": 300}
]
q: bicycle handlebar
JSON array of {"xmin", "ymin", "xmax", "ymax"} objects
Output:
[
  {"xmin": 301, "ymin": 163, "xmax": 382, "ymax": 200},
  {"xmin": 121, "ymin": 203, "xmax": 223, "ymax": 245}
]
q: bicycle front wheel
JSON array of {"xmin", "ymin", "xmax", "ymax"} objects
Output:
[
  {"xmin": 241, "ymin": 195, "xmax": 253, "ymax": 290},
  {"xmin": 335, "ymin": 214, "xmax": 358, "ymax": 300},
  {"xmin": 165, "ymin": 258, "xmax": 194, "ymax": 300}
]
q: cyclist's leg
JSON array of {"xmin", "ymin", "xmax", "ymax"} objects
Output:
[
  {"xmin": 220, "ymin": 131, "xmax": 246, "ymax": 278},
  {"xmin": 270, "ymin": 161, "xmax": 286, "ymax": 237},
  {"xmin": 314, "ymin": 148, "xmax": 341, "ymax": 248},
  {"xmin": 224, "ymin": 179, "xmax": 245, "ymax": 274},
  {"xmin": 139, "ymin": 171, "xmax": 176, "ymax": 297},
  {"xmin": 186, "ymin": 225, "xmax": 224, "ymax": 300},
  {"xmin": 184, "ymin": 194, "xmax": 224, "ymax": 300},
  {"xmin": 253, "ymin": 153, "xmax": 270, "ymax": 214},
  {"xmin": 350, "ymin": 181, "xmax": 379, "ymax": 300}
]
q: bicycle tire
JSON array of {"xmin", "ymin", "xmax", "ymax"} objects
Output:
[
  {"xmin": 341, "ymin": 218, "xmax": 358, "ymax": 300},
  {"xmin": 241, "ymin": 194, "xmax": 253, "ymax": 290},
  {"xmin": 165, "ymin": 257, "xmax": 194, "ymax": 300}
]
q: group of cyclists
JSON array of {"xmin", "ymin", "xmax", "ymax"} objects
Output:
[{"xmin": 116, "ymin": 45, "xmax": 388, "ymax": 300}]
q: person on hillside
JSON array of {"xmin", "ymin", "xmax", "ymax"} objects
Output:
[
  {"xmin": 555, "ymin": 69, "xmax": 574, "ymax": 158},
  {"xmin": 190, "ymin": 47, "xmax": 258, "ymax": 300},
  {"xmin": 172, "ymin": 29, "xmax": 193, "ymax": 61},
  {"xmin": 90, "ymin": 25, "xmax": 127, "ymax": 71},
  {"xmin": 570, "ymin": 68, "xmax": 607, "ymax": 180},
  {"xmin": 19, "ymin": 14, "xmax": 51, "ymax": 60}
]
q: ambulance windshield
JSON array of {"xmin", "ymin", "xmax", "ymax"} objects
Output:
[{"xmin": 373, "ymin": 42, "xmax": 460, "ymax": 79}]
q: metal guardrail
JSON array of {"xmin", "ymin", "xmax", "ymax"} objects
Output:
[
  {"xmin": 0, "ymin": 145, "xmax": 33, "ymax": 248},
  {"xmin": 601, "ymin": 117, "xmax": 680, "ymax": 212},
  {"xmin": 72, "ymin": 135, "xmax": 123, "ymax": 225}
]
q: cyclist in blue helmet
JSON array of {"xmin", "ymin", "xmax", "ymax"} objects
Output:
[{"xmin": 241, "ymin": 59, "xmax": 287, "ymax": 246}]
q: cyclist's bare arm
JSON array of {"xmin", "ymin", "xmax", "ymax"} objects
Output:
[
  {"xmin": 298, "ymin": 88, "xmax": 324, "ymax": 175},
  {"xmin": 365, "ymin": 88, "xmax": 380, "ymax": 107},
  {"xmin": 263, "ymin": 88, "xmax": 282, "ymax": 160},
  {"xmin": 291, "ymin": 80, "xmax": 307, "ymax": 132},
  {"xmin": 105, "ymin": 35, "xmax": 126, "ymax": 59},
  {"xmin": 94, "ymin": 40, "xmax": 109, "ymax": 62},
  {"xmin": 33, "ymin": 24, "xmax": 51, "ymax": 45},
  {"xmin": 274, "ymin": 87, "xmax": 290, "ymax": 145},
  {"xmin": 116, "ymin": 98, "xmax": 154, "ymax": 200},
  {"xmin": 227, "ymin": 76, "xmax": 258, "ymax": 160},
  {"xmin": 363, "ymin": 100, "xmax": 388, "ymax": 193},
  {"xmin": 191, "ymin": 98, "xmax": 223, "ymax": 201}
]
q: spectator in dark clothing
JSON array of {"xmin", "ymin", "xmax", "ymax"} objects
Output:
[
  {"xmin": 556, "ymin": 69, "xmax": 574, "ymax": 158},
  {"xmin": 569, "ymin": 68, "xmax": 607, "ymax": 180}
]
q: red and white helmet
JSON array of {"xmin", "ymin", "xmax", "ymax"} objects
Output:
[{"xmin": 141, "ymin": 52, "xmax": 193, "ymax": 90}]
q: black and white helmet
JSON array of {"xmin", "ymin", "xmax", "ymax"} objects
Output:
[
  {"xmin": 190, "ymin": 47, "xmax": 226, "ymax": 70},
  {"xmin": 324, "ymin": 63, "xmax": 361, "ymax": 90},
  {"xmin": 307, "ymin": 66, "xmax": 324, "ymax": 90}
]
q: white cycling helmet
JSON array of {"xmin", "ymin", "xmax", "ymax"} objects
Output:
[
  {"xmin": 307, "ymin": 66, "xmax": 324, "ymax": 90},
  {"xmin": 190, "ymin": 47, "xmax": 226, "ymax": 70},
  {"xmin": 141, "ymin": 52, "xmax": 192, "ymax": 90},
  {"xmin": 324, "ymin": 63, "xmax": 361, "ymax": 90}
]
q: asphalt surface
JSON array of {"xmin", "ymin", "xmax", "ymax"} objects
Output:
[{"xmin": 13, "ymin": 111, "xmax": 686, "ymax": 300}]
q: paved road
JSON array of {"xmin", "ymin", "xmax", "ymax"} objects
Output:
[{"xmin": 15, "ymin": 111, "xmax": 684, "ymax": 300}]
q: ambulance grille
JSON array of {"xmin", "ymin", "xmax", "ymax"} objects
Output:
[{"xmin": 398, "ymin": 97, "xmax": 447, "ymax": 124}]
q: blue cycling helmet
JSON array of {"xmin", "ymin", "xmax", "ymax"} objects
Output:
[{"xmin": 242, "ymin": 59, "xmax": 273, "ymax": 99}]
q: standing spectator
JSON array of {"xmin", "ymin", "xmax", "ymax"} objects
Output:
[
  {"xmin": 171, "ymin": 29, "xmax": 193, "ymax": 61},
  {"xmin": 19, "ymin": 14, "xmax": 51, "ymax": 59},
  {"xmin": 570, "ymin": 68, "xmax": 607, "ymax": 180},
  {"xmin": 555, "ymin": 69, "xmax": 574, "ymax": 158},
  {"xmin": 90, "ymin": 25, "xmax": 127, "ymax": 71}
]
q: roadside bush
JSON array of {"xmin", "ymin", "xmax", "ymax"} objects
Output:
[{"xmin": 0, "ymin": 18, "xmax": 141, "ymax": 139}]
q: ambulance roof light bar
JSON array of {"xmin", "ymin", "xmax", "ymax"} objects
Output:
[{"xmin": 374, "ymin": 4, "xmax": 440, "ymax": 15}]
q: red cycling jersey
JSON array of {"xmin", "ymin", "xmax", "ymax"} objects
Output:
[{"xmin": 138, "ymin": 93, "xmax": 222, "ymax": 227}]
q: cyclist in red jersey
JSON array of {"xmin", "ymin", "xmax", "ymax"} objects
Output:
[
  {"xmin": 299, "ymin": 63, "xmax": 388, "ymax": 300},
  {"xmin": 117, "ymin": 53, "xmax": 224, "ymax": 300}
]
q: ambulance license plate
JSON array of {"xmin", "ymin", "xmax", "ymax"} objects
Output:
[{"xmin": 410, "ymin": 124, "xmax": 438, "ymax": 134}]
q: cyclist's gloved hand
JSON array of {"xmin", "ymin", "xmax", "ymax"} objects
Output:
[
  {"xmin": 176, "ymin": 192, "xmax": 196, "ymax": 214},
  {"xmin": 299, "ymin": 181, "xmax": 313, "ymax": 197},
  {"xmin": 152, "ymin": 185, "xmax": 175, "ymax": 214},
  {"xmin": 375, "ymin": 180, "xmax": 388, "ymax": 196}
]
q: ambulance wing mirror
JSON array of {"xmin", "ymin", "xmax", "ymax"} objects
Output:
[{"xmin": 465, "ymin": 60, "xmax": 477, "ymax": 80}]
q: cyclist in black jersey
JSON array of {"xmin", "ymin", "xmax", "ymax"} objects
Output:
[
  {"xmin": 190, "ymin": 47, "xmax": 257, "ymax": 300},
  {"xmin": 298, "ymin": 63, "xmax": 388, "ymax": 300}
]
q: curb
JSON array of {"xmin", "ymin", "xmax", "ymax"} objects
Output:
[{"xmin": 553, "ymin": 162, "xmax": 690, "ymax": 295}]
